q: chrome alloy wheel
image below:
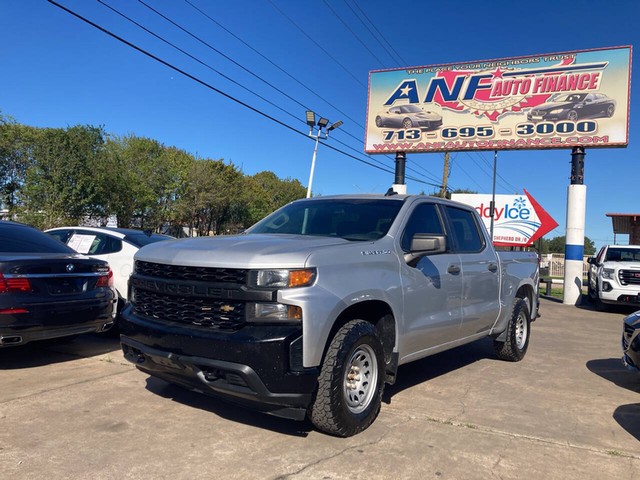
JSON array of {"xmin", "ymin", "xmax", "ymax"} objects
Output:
[{"xmin": 343, "ymin": 344, "xmax": 378, "ymax": 414}]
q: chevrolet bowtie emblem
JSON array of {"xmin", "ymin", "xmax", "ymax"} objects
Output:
[{"xmin": 220, "ymin": 305, "xmax": 235, "ymax": 313}]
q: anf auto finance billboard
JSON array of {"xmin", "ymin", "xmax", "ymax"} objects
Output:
[
  {"xmin": 365, "ymin": 46, "xmax": 631, "ymax": 154},
  {"xmin": 451, "ymin": 191, "xmax": 558, "ymax": 247}
]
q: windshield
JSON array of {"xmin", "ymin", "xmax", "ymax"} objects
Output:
[
  {"xmin": 605, "ymin": 248, "xmax": 640, "ymax": 262},
  {"xmin": 247, "ymin": 198, "xmax": 403, "ymax": 241},
  {"xmin": 399, "ymin": 105, "xmax": 422, "ymax": 114}
]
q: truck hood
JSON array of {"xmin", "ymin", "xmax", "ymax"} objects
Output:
[{"xmin": 134, "ymin": 234, "xmax": 355, "ymax": 269}]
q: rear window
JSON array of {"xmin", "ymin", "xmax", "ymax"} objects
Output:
[{"xmin": 0, "ymin": 223, "xmax": 76, "ymax": 254}]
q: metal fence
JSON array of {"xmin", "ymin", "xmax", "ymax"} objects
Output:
[{"xmin": 539, "ymin": 253, "xmax": 589, "ymax": 278}]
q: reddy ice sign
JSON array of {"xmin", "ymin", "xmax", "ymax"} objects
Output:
[
  {"xmin": 366, "ymin": 46, "xmax": 631, "ymax": 154},
  {"xmin": 451, "ymin": 191, "xmax": 558, "ymax": 247}
]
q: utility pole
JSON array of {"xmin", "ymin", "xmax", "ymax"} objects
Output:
[{"xmin": 439, "ymin": 152, "xmax": 450, "ymax": 198}]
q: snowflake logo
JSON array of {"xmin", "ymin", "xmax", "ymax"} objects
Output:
[{"xmin": 513, "ymin": 197, "xmax": 527, "ymax": 210}]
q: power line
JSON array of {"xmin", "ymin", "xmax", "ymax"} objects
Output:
[
  {"xmin": 350, "ymin": 0, "xmax": 408, "ymax": 66},
  {"xmin": 321, "ymin": 0, "xmax": 387, "ymax": 68},
  {"xmin": 136, "ymin": 0, "xmax": 312, "ymax": 114},
  {"xmin": 182, "ymin": 0, "xmax": 364, "ymax": 128},
  {"xmin": 135, "ymin": 0, "xmax": 418, "ymax": 179},
  {"xmin": 266, "ymin": 0, "xmax": 367, "ymax": 89},
  {"xmin": 97, "ymin": 0, "xmax": 305, "ymax": 128},
  {"xmin": 47, "ymin": 0, "xmax": 439, "ymax": 187},
  {"xmin": 342, "ymin": 0, "xmax": 401, "ymax": 67}
]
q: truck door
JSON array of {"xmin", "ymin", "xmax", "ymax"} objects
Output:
[
  {"xmin": 443, "ymin": 205, "xmax": 501, "ymax": 338},
  {"xmin": 399, "ymin": 202, "xmax": 463, "ymax": 356}
]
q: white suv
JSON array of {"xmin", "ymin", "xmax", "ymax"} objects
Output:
[
  {"xmin": 587, "ymin": 245, "xmax": 640, "ymax": 310},
  {"xmin": 46, "ymin": 227, "xmax": 174, "ymax": 321}
]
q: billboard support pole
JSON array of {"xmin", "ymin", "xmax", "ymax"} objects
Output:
[
  {"xmin": 490, "ymin": 150, "xmax": 498, "ymax": 241},
  {"xmin": 563, "ymin": 146, "xmax": 586, "ymax": 306},
  {"xmin": 392, "ymin": 152, "xmax": 407, "ymax": 194}
]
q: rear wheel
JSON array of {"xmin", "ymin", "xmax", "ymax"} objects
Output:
[
  {"xmin": 402, "ymin": 118, "xmax": 413, "ymax": 129},
  {"xmin": 567, "ymin": 110, "xmax": 579, "ymax": 121},
  {"xmin": 606, "ymin": 104, "xmax": 615, "ymax": 117},
  {"xmin": 494, "ymin": 298, "xmax": 530, "ymax": 362},
  {"xmin": 309, "ymin": 319, "xmax": 385, "ymax": 437}
]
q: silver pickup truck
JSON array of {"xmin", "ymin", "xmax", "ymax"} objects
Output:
[{"xmin": 120, "ymin": 194, "xmax": 539, "ymax": 437}]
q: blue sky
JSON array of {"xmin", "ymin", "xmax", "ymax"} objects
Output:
[{"xmin": 1, "ymin": 0, "xmax": 638, "ymax": 250}]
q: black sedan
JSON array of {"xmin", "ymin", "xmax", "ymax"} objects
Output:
[
  {"xmin": 0, "ymin": 221, "xmax": 115, "ymax": 347},
  {"xmin": 375, "ymin": 104, "xmax": 443, "ymax": 130},
  {"xmin": 527, "ymin": 92, "xmax": 616, "ymax": 122},
  {"xmin": 622, "ymin": 310, "xmax": 640, "ymax": 372}
]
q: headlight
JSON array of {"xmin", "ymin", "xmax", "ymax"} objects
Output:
[
  {"xmin": 249, "ymin": 268, "xmax": 316, "ymax": 288},
  {"xmin": 549, "ymin": 108, "xmax": 564, "ymax": 114},
  {"xmin": 602, "ymin": 268, "xmax": 615, "ymax": 279},
  {"xmin": 246, "ymin": 303, "xmax": 302, "ymax": 323}
]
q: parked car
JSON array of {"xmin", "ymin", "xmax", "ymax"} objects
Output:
[
  {"xmin": 587, "ymin": 245, "xmax": 640, "ymax": 311},
  {"xmin": 526, "ymin": 92, "xmax": 616, "ymax": 122},
  {"xmin": 622, "ymin": 310, "xmax": 640, "ymax": 372},
  {"xmin": 375, "ymin": 105, "xmax": 443, "ymax": 130},
  {"xmin": 46, "ymin": 227, "xmax": 174, "ymax": 322},
  {"xmin": 0, "ymin": 221, "xmax": 115, "ymax": 347}
]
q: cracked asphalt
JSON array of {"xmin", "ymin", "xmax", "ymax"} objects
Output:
[{"xmin": 1, "ymin": 297, "xmax": 639, "ymax": 479}]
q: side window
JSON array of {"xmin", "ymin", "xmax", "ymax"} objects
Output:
[
  {"xmin": 48, "ymin": 229, "xmax": 73, "ymax": 244},
  {"xmin": 596, "ymin": 247, "xmax": 605, "ymax": 263},
  {"xmin": 102, "ymin": 236, "xmax": 122, "ymax": 255},
  {"xmin": 401, "ymin": 203, "xmax": 444, "ymax": 252},
  {"xmin": 445, "ymin": 206, "xmax": 484, "ymax": 253}
]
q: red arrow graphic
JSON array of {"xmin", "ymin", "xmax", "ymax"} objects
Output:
[{"xmin": 524, "ymin": 189, "xmax": 558, "ymax": 245}]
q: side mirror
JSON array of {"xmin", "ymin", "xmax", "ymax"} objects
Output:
[
  {"xmin": 404, "ymin": 234, "xmax": 447, "ymax": 265},
  {"xmin": 587, "ymin": 257, "xmax": 597, "ymax": 265}
]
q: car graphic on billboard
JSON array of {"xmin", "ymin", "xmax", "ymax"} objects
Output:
[
  {"xmin": 526, "ymin": 93, "xmax": 616, "ymax": 122},
  {"xmin": 374, "ymin": 105, "xmax": 443, "ymax": 131}
]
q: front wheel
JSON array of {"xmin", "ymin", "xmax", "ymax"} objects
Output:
[
  {"xmin": 494, "ymin": 298, "xmax": 530, "ymax": 362},
  {"xmin": 309, "ymin": 319, "xmax": 385, "ymax": 437}
]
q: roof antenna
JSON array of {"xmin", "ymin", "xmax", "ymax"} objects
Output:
[{"xmin": 385, "ymin": 187, "xmax": 398, "ymax": 196}]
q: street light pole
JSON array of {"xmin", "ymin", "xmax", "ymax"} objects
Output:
[
  {"xmin": 306, "ymin": 133, "xmax": 320, "ymax": 198},
  {"xmin": 305, "ymin": 111, "xmax": 342, "ymax": 198}
]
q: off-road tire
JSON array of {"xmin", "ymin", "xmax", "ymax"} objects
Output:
[
  {"xmin": 494, "ymin": 298, "xmax": 530, "ymax": 362},
  {"xmin": 309, "ymin": 319, "xmax": 385, "ymax": 437}
]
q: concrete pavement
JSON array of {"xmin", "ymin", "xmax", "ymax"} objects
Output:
[{"xmin": 1, "ymin": 297, "xmax": 639, "ymax": 479}]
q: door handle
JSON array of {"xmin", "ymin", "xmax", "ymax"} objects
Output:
[
  {"xmin": 447, "ymin": 264, "xmax": 461, "ymax": 275},
  {"xmin": 488, "ymin": 263, "xmax": 498, "ymax": 272}
]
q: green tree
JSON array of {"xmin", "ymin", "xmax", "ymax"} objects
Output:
[
  {"xmin": 241, "ymin": 171, "xmax": 305, "ymax": 226},
  {"xmin": 174, "ymin": 158, "xmax": 244, "ymax": 236},
  {"xmin": 0, "ymin": 114, "xmax": 39, "ymax": 215},
  {"xmin": 96, "ymin": 135, "xmax": 192, "ymax": 231},
  {"xmin": 19, "ymin": 125, "xmax": 105, "ymax": 229},
  {"xmin": 543, "ymin": 235, "xmax": 596, "ymax": 256}
]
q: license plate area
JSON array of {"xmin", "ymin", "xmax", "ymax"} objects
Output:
[{"xmin": 48, "ymin": 278, "xmax": 86, "ymax": 295}]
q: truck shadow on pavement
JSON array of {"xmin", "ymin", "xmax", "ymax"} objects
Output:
[
  {"xmin": 383, "ymin": 338, "xmax": 495, "ymax": 403},
  {"xmin": 587, "ymin": 358, "xmax": 640, "ymax": 442},
  {"xmin": 144, "ymin": 376, "xmax": 313, "ymax": 437},
  {"xmin": 0, "ymin": 334, "xmax": 121, "ymax": 369}
]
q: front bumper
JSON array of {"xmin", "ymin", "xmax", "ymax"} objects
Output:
[
  {"xmin": 119, "ymin": 307, "xmax": 318, "ymax": 420},
  {"xmin": 622, "ymin": 312, "xmax": 640, "ymax": 372},
  {"xmin": 598, "ymin": 286, "xmax": 640, "ymax": 306}
]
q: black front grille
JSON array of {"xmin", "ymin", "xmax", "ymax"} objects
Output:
[
  {"xmin": 133, "ymin": 289, "xmax": 246, "ymax": 330},
  {"xmin": 135, "ymin": 261, "xmax": 248, "ymax": 284},
  {"xmin": 619, "ymin": 270, "xmax": 640, "ymax": 286}
]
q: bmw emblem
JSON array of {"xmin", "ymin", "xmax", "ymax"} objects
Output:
[{"xmin": 66, "ymin": 264, "xmax": 75, "ymax": 273}]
